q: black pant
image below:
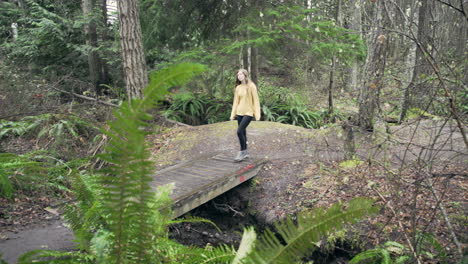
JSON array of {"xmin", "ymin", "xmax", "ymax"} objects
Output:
[{"xmin": 236, "ymin": 115, "xmax": 252, "ymax": 151}]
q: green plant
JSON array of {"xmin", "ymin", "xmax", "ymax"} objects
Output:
[
  {"xmin": 350, "ymin": 241, "xmax": 410, "ymax": 264},
  {"xmin": 0, "ymin": 153, "xmax": 45, "ymax": 198},
  {"xmin": 163, "ymin": 92, "xmax": 230, "ymax": 125},
  {"xmin": 0, "ymin": 119, "xmax": 30, "ymax": 138},
  {"xmin": 234, "ymin": 197, "xmax": 378, "ymax": 264},
  {"xmin": 0, "ymin": 150, "xmax": 89, "ymax": 199},
  {"xmin": 350, "ymin": 232, "xmax": 448, "ymax": 264},
  {"xmin": 17, "ymin": 249, "xmax": 93, "ymax": 264}
]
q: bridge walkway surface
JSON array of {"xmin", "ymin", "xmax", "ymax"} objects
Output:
[{"xmin": 150, "ymin": 152, "xmax": 266, "ymax": 218}]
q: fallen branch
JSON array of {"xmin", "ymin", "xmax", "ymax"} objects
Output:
[
  {"xmin": 49, "ymin": 86, "xmax": 119, "ymax": 107},
  {"xmin": 50, "ymin": 86, "xmax": 192, "ymax": 127}
]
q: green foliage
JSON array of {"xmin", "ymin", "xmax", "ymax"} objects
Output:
[
  {"xmin": 0, "ymin": 253, "xmax": 6, "ymax": 264},
  {"xmin": 95, "ymin": 63, "xmax": 206, "ymax": 263},
  {"xmin": 0, "ymin": 153, "xmax": 46, "ymax": 198},
  {"xmin": 0, "ymin": 1, "xmax": 21, "ymax": 42},
  {"xmin": 0, "ymin": 119, "xmax": 30, "ymax": 138},
  {"xmin": 406, "ymin": 108, "xmax": 439, "ymax": 120},
  {"xmin": 350, "ymin": 241, "xmax": 410, "ymax": 264},
  {"xmin": 1, "ymin": 0, "xmax": 84, "ymax": 72},
  {"xmin": 339, "ymin": 158, "xmax": 364, "ymax": 169},
  {"xmin": 225, "ymin": 4, "xmax": 366, "ymax": 64},
  {"xmin": 236, "ymin": 197, "xmax": 379, "ymax": 264},
  {"xmin": 351, "ymin": 233, "xmax": 448, "ymax": 264},
  {"xmin": 63, "ymin": 171, "xmax": 104, "ymax": 251},
  {"xmin": 17, "ymin": 249, "xmax": 93, "ymax": 264},
  {"xmin": 163, "ymin": 92, "xmax": 231, "ymax": 125},
  {"xmin": 0, "ymin": 151, "xmax": 89, "ymax": 199},
  {"xmin": 259, "ymin": 84, "xmax": 326, "ymax": 128},
  {"xmin": 414, "ymin": 232, "xmax": 448, "ymax": 263},
  {"xmin": 0, "ymin": 114, "xmax": 97, "ymax": 142}
]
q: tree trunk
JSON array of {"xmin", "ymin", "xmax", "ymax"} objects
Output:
[
  {"xmin": 328, "ymin": 0, "xmax": 342, "ymax": 122},
  {"xmin": 357, "ymin": 0, "xmax": 388, "ymax": 131},
  {"xmin": 399, "ymin": 1, "xmax": 418, "ymax": 123},
  {"xmin": 328, "ymin": 57, "xmax": 335, "ymax": 121},
  {"xmin": 342, "ymin": 117, "xmax": 356, "ymax": 160},
  {"xmin": 82, "ymin": 0, "xmax": 102, "ymax": 94},
  {"xmin": 98, "ymin": 0, "xmax": 111, "ymax": 89},
  {"xmin": 399, "ymin": 0, "xmax": 434, "ymax": 120},
  {"xmin": 345, "ymin": 0, "xmax": 362, "ymax": 93},
  {"xmin": 251, "ymin": 46, "xmax": 259, "ymax": 84},
  {"xmin": 242, "ymin": 44, "xmax": 249, "ymax": 71},
  {"xmin": 117, "ymin": 0, "xmax": 148, "ymax": 100}
]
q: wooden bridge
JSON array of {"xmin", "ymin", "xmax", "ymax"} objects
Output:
[{"xmin": 150, "ymin": 152, "xmax": 266, "ymax": 218}]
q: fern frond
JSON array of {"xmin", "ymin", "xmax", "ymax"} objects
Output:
[
  {"xmin": 96, "ymin": 63, "xmax": 205, "ymax": 264},
  {"xmin": 233, "ymin": 227, "xmax": 257, "ymax": 264},
  {"xmin": 244, "ymin": 197, "xmax": 379, "ymax": 264},
  {"xmin": 199, "ymin": 244, "xmax": 237, "ymax": 264},
  {"xmin": 17, "ymin": 249, "xmax": 93, "ymax": 264}
]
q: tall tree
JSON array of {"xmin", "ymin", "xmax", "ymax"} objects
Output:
[
  {"xmin": 345, "ymin": 0, "xmax": 363, "ymax": 93},
  {"xmin": 82, "ymin": 0, "xmax": 102, "ymax": 94},
  {"xmin": 357, "ymin": 0, "xmax": 388, "ymax": 131},
  {"xmin": 117, "ymin": 0, "xmax": 148, "ymax": 100},
  {"xmin": 399, "ymin": 0, "xmax": 435, "ymax": 122}
]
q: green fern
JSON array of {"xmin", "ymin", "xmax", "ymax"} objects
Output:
[
  {"xmin": 415, "ymin": 232, "xmax": 448, "ymax": 262},
  {"xmin": 237, "ymin": 197, "xmax": 379, "ymax": 264},
  {"xmin": 350, "ymin": 241, "xmax": 410, "ymax": 264},
  {"xmin": 17, "ymin": 249, "xmax": 94, "ymax": 264},
  {"xmin": 0, "ymin": 153, "xmax": 45, "ymax": 198},
  {"xmin": 0, "ymin": 120, "xmax": 30, "ymax": 138},
  {"xmin": 96, "ymin": 63, "xmax": 206, "ymax": 263},
  {"xmin": 63, "ymin": 171, "xmax": 104, "ymax": 251}
]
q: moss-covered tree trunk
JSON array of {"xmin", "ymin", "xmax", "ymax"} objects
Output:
[{"xmin": 117, "ymin": 0, "xmax": 148, "ymax": 100}]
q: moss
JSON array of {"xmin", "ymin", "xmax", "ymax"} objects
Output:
[
  {"xmin": 339, "ymin": 158, "xmax": 363, "ymax": 169},
  {"xmin": 407, "ymin": 108, "xmax": 441, "ymax": 120}
]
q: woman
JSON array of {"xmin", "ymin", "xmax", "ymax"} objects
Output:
[{"xmin": 230, "ymin": 69, "xmax": 261, "ymax": 162}]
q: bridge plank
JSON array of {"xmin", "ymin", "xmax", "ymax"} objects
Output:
[{"xmin": 150, "ymin": 152, "xmax": 266, "ymax": 218}]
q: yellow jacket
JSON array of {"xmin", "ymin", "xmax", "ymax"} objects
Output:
[{"xmin": 230, "ymin": 82, "xmax": 261, "ymax": 121}]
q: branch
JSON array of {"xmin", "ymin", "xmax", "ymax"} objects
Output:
[
  {"xmin": 424, "ymin": 174, "xmax": 463, "ymax": 256},
  {"xmin": 374, "ymin": 190, "xmax": 422, "ymax": 264},
  {"xmin": 433, "ymin": 0, "xmax": 468, "ymax": 21},
  {"xmin": 49, "ymin": 86, "xmax": 120, "ymax": 107},
  {"xmin": 389, "ymin": 0, "xmax": 468, "ymax": 150},
  {"xmin": 50, "ymin": 86, "xmax": 192, "ymax": 127}
]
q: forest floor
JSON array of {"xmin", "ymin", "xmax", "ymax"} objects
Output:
[{"xmin": 0, "ymin": 113, "xmax": 467, "ymax": 263}]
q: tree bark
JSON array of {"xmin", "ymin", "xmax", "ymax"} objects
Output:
[
  {"xmin": 357, "ymin": 0, "xmax": 388, "ymax": 131},
  {"xmin": 251, "ymin": 46, "xmax": 259, "ymax": 85},
  {"xmin": 82, "ymin": 0, "xmax": 102, "ymax": 94},
  {"xmin": 98, "ymin": 0, "xmax": 111, "ymax": 88},
  {"xmin": 399, "ymin": 0, "xmax": 434, "ymax": 121},
  {"xmin": 117, "ymin": 0, "xmax": 148, "ymax": 100},
  {"xmin": 345, "ymin": 0, "xmax": 362, "ymax": 93}
]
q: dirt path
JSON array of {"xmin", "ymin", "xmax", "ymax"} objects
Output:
[{"xmin": 0, "ymin": 219, "xmax": 75, "ymax": 264}]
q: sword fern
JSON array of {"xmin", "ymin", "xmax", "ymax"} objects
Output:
[
  {"xmin": 97, "ymin": 63, "xmax": 206, "ymax": 264},
  {"xmin": 236, "ymin": 197, "xmax": 379, "ymax": 264}
]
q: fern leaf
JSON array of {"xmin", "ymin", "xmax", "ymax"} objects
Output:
[
  {"xmin": 349, "ymin": 248, "xmax": 382, "ymax": 264},
  {"xmin": 233, "ymin": 227, "xmax": 257, "ymax": 264},
  {"xmin": 17, "ymin": 249, "xmax": 92, "ymax": 264},
  {"xmin": 246, "ymin": 198, "xmax": 378, "ymax": 264},
  {"xmin": 97, "ymin": 63, "xmax": 205, "ymax": 264}
]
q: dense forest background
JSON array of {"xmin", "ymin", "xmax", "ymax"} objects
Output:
[{"xmin": 0, "ymin": 0, "xmax": 466, "ymax": 263}]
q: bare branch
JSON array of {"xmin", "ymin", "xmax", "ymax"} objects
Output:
[{"xmin": 433, "ymin": 0, "xmax": 468, "ymax": 21}]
